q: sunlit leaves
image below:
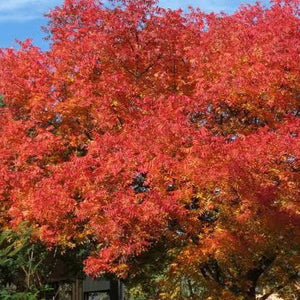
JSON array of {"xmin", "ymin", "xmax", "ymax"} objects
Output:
[{"xmin": 0, "ymin": 0, "xmax": 299, "ymax": 299}]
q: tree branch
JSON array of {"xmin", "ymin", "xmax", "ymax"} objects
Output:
[{"xmin": 259, "ymin": 273, "xmax": 300, "ymax": 300}]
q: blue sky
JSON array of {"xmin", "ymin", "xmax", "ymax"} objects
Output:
[{"xmin": 0, "ymin": 1, "xmax": 269, "ymax": 50}]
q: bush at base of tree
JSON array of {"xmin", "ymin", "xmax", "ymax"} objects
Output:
[{"xmin": 0, "ymin": 226, "xmax": 52, "ymax": 299}]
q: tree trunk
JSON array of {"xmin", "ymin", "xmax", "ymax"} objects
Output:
[{"xmin": 244, "ymin": 289, "xmax": 257, "ymax": 300}]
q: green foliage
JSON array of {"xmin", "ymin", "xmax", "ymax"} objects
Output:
[
  {"xmin": 0, "ymin": 225, "xmax": 52, "ymax": 299},
  {"xmin": 123, "ymin": 242, "xmax": 180, "ymax": 299},
  {"xmin": 0, "ymin": 94, "xmax": 5, "ymax": 107},
  {"xmin": 0, "ymin": 290, "xmax": 39, "ymax": 300}
]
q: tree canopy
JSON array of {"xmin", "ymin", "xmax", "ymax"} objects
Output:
[{"xmin": 0, "ymin": 0, "xmax": 299, "ymax": 299}]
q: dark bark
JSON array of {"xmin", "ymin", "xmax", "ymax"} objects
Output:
[
  {"xmin": 244, "ymin": 256, "xmax": 276, "ymax": 299},
  {"xmin": 200, "ymin": 255, "xmax": 277, "ymax": 300}
]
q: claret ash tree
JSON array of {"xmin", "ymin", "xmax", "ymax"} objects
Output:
[{"xmin": 0, "ymin": 0, "xmax": 299, "ymax": 299}]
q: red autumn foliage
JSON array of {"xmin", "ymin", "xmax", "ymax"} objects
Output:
[{"xmin": 0, "ymin": 0, "xmax": 299, "ymax": 298}]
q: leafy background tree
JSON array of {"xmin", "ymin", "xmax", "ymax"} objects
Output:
[{"xmin": 0, "ymin": 225, "xmax": 51, "ymax": 299}]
